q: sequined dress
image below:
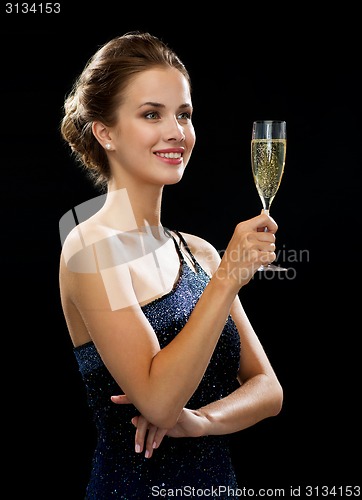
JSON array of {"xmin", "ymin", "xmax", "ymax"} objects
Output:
[{"xmin": 74, "ymin": 231, "xmax": 241, "ymax": 499}]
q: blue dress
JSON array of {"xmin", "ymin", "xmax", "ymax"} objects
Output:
[{"xmin": 73, "ymin": 230, "xmax": 241, "ymax": 499}]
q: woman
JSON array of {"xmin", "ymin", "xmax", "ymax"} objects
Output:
[{"xmin": 59, "ymin": 31, "xmax": 283, "ymax": 498}]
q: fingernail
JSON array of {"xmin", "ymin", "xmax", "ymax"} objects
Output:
[
  {"xmin": 145, "ymin": 450, "xmax": 150, "ymax": 458},
  {"xmin": 152, "ymin": 441, "xmax": 157, "ymax": 449},
  {"xmin": 135, "ymin": 444, "xmax": 141, "ymax": 453}
]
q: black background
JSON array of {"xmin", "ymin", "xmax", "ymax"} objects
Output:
[{"xmin": 2, "ymin": 4, "xmax": 360, "ymax": 498}]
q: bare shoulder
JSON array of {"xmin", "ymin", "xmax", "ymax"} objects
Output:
[
  {"xmin": 178, "ymin": 231, "xmax": 221, "ymax": 275},
  {"xmin": 60, "ymin": 218, "xmax": 118, "ymax": 274},
  {"xmin": 59, "ymin": 220, "xmax": 108, "ymax": 298}
]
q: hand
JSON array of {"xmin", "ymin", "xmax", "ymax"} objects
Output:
[
  {"xmin": 217, "ymin": 212, "xmax": 278, "ymax": 288},
  {"xmin": 111, "ymin": 396, "xmax": 209, "ymax": 457},
  {"xmin": 166, "ymin": 408, "xmax": 208, "ymax": 438},
  {"xmin": 111, "ymin": 394, "xmax": 168, "ymax": 459}
]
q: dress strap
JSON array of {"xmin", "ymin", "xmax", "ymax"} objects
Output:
[
  {"xmin": 171, "ymin": 230, "xmax": 199, "ymax": 268},
  {"xmin": 163, "ymin": 228, "xmax": 185, "ymax": 265}
]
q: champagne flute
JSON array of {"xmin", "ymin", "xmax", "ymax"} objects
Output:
[{"xmin": 251, "ymin": 120, "xmax": 287, "ymax": 271}]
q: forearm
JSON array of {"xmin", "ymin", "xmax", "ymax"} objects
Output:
[
  {"xmin": 145, "ymin": 275, "xmax": 238, "ymax": 427},
  {"xmin": 197, "ymin": 374, "xmax": 283, "ymax": 436}
]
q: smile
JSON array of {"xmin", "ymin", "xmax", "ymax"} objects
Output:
[{"xmin": 155, "ymin": 152, "xmax": 182, "ymax": 159}]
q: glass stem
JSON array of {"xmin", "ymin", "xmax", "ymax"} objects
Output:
[{"xmin": 262, "ymin": 208, "xmax": 270, "ymax": 232}]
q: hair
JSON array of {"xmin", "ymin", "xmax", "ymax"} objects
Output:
[{"xmin": 60, "ymin": 31, "xmax": 191, "ymax": 188}]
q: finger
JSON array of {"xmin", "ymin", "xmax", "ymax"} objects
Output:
[
  {"xmin": 235, "ymin": 214, "xmax": 277, "ymax": 240},
  {"xmin": 144, "ymin": 425, "xmax": 158, "ymax": 459},
  {"xmin": 248, "ymin": 238, "xmax": 276, "ymax": 267},
  {"xmin": 259, "ymin": 250, "xmax": 276, "ymax": 266},
  {"xmin": 110, "ymin": 394, "xmax": 131, "ymax": 404},
  {"xmin": 144, "ymin": 426, "xmax": 167, "ymax": 459},
  {"xmin": 256, "ymin": 218, "xmax": 278, "ymax": 233},
  {"xmin": 254, "ymin": 231, "xmax": 276, "ymax": 243},
  {"xmin": 152, "ymin": 427, "xmax": 168, "ymax": 450},
  {"xmin": 258, "ymin": 241, "xmax": 276, "ymax": 254},
  {"xmin": 134, "ymin": 416, "xmax": 149, "ymax": 455},
  {"xmin": 256, "ymin": 212, "xmax": 278, "ymax": 233}
]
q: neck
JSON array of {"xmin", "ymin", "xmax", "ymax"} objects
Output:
[{"xmin": 104, "ymin": 179, "xmax": 164, "ymax": 235}]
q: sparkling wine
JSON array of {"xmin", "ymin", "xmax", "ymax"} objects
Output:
[{"xmin": 251, "ymin": 138, "xmax": 286, "ymax": 211}]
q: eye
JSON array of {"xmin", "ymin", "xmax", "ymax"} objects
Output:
[
  {"xmin": 177, "ymin": 111, "xmax": 192, "ymax": 121},
  {"xmin": 144, "ymin": 111, "xmax": 160, "ymax": 120}
]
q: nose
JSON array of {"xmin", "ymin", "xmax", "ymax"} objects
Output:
[{"xmin": 165, "ymin": 118, "xmax": 185, "ymax": 142}]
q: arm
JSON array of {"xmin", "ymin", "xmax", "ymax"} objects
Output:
[
  {"xmin": 61, "ymin": 212, "xmax": 277, "ymax": 429},
  {"xmin": 178, "ymin": 294, "xmax": 283, "ymax": 436},
  {"xmin": 112, "ymin": 251, "xmax": 283, "ymax": 457},
  {"xmin": 167, "ymin": 245, "xmax": 283, "ymax": 436}
]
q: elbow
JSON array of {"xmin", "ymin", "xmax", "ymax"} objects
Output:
[
  {"xmin": 269, "ymin": 380, "xmax": 284, "ymax": 417},
  {"xmin": 140, "ymin": 402, "xmax": 182, "ymax": 430}
]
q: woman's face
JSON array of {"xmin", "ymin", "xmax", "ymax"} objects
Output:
[{"xmin": 108, "ymin": 67, "xmax": 196, "ymax": 187}]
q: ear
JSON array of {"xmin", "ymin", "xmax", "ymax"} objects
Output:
[{"xmin": 92, "ymin": 121, "xmax": 113, "ymax": 150}]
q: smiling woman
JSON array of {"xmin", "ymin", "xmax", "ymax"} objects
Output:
[
  {"xmin": 59, "ymin": 31, "xmax": 283, "ymax": 498},
  {"xmin": 92, "ymin": 65, "xmax": 195, "ymax": 188}
]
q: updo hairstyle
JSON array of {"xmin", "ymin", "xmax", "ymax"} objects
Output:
[{"xmin": 60, "ymin": 31, "xmax": 190, "ymax": 187}]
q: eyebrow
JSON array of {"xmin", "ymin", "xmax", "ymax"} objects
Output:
[{"xmin": 139, "ymin": 101, "xmax": 192, "ymax": 109}]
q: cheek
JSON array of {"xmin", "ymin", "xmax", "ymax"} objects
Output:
[
  {"xmin": 184, "ymin": 132, "xmax": 196, "ymax": 165},
  {"xmin": 187, "ymin": 128, "xmax": 196, "ymax": 150},
  {"xmin": 118, "ymin": 121, "xmax": 156, "ymax": 144},
  {"xmin": 133, "ymin": 125, "xmax": 160, "ymax": 149}
]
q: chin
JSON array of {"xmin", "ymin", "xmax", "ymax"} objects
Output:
[
  {"xmin": 165, "ymin": 172, "xmax": 185, "ymax": 185},
  {"xmin": 161, "ymin": 166, "xmax": 185, "ymax": 185}
]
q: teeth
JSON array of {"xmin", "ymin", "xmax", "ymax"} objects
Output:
[{"xmin": 156, "ymin": 152, "xmax": 182, "ymax": 159}]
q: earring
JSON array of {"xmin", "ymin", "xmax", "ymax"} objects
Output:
[{"xmin": 105, "ymin": 143, "xmax": 111, "ymax": 150}]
